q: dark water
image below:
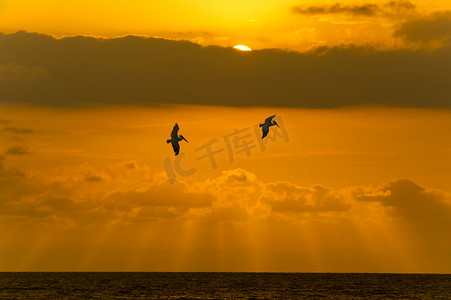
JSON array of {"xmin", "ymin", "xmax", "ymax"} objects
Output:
[{"xmin": 0, "ymin": 272, "xmax": 450, "ymax": 299}]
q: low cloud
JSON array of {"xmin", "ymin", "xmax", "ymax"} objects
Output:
[
  {"xmin": 106, "ymin": 184, "xmax": 215, "ymax": 211},
  {"xmin": 0, "ymin": 159, "xmax": 26, "ymax": 180},
  {"xmin": 0, "ymin": 161, "xmax": 450, "ymax": 230},
  {"xmin": 2, "ymin": 127, "xmax": 34, "ymax": 134},
  {"xmin": 84, "ymin": 175, "xmax": 103, "ymax": 182},
  {"xmin": 216, "ymin": 168, "xmax": 257, "ymax": 187},
  {"xmin": 5, "ymin": 145, "xmax": 30, "ymax": 155},
  {"xmin": 0, "ymin": 159, "xmax": 43, "ymax": 215},
  {"xmin": 262, "ymin": 182, "xmax": 350, "ymax": 213},
  {"xmin": 83, "ymin": 171, "xmax": 109, "ymax": 183},
  {"xmin": 124, "ymin": 162, "xmax": 136, "ymax": 169},
  {"xmin": 354, "ymin": 179, "xmax": 451, "ymax": 229}
]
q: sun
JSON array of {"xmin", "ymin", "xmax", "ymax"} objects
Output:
[{"xmin": 233, "ymin": 45, "xmax": 252, "ymax": 51}]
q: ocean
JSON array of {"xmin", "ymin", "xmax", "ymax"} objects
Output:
[{"xmin": 0, "ymin": 272, "xmax": 450, "ymax": 299}]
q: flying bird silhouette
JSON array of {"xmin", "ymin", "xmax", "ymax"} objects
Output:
[
  {"xmin": 167, "ymin": 123, "xmax": 188, "ymax": 155},
  {"xmin": 259, "ymin": 115, "xmax": 279, "ymax": 139}
]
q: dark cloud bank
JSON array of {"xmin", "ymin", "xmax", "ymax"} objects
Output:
[{"xmin": 0, "ymin": 30, "xmax": 450, "ymax": 108}]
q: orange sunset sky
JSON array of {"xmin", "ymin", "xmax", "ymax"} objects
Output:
[{"xmin": 0, "ymin": 0, "xmax": 451, "ymax": 272}]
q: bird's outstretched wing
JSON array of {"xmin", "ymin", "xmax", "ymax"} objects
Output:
[
  {"xmin": 265, "ymin": 115, "xmax": 276, "ymax": 124},
  {"xmin": 171, "ymin": 141, "xmax": 180, "ymax": 156},
  {"xmin": 171, "ymin": 123, "xmax": 179, "ymax": 139},
  {"xmin": 261, "ymin": 126, "xmax": 269, "ymax": 139}
]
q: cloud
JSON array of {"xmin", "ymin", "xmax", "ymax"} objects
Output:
[
  {"xmin": 262, "ymin": 182, "xmax": 350, "ymax": 213},
  {"xmin": 293, "ymin": 3, "xmax": 379, "ymax": 16},
  {"xmin": 216, "ymin": 168, "xmax": 257, "ymax": 187},
  {"xmin": 384, "ymin": 0, "xmax": 417, "ymax": 15},
  {"xmin": 1, "ymin": 31, "xmax": 450, "ymax": 109},
  {"xmin": 354, "ymin": 179, "xmax": 451, "ymax": 229},
  {"xmin": 0, "ymin": 159, "xmax": 196, "ymax": 223},
  {"xmin": 2, "ymin": 127, "xmax": 34, "ymax": 134},
  {"xmin": 106, "ymin": 184, "xmax": 215, "ymax": 211},
  {"xmin": 0, "ymin": 159, "xmax": 26, "ymax": 180},
  {"xmin": 5, "ymin": 145, "xmax": 30, "ymax": 155},
  {"xmin": 292, "ymin": 1, "xmax": 417, "ymax": 17},
  {"xmin": 0, "ymin": 62, "xmax": 48, "ymax": 81},
  {"xmin": 0, "ymin": 160, "xmax": 450, "ymax": 230},
  {"xmin": 0, "ymin": 159, "xmax": 45, "ymax": 218},
  {"xmin": 124, "ymin": 162, "xmax": 136, "ymax": 169},
  {"xmin": 84, "ymin": 175, "xmax": 103, "ymax": 182},
  {"xmin": 394, "ymin": 11, "xmax": 451, "ymax": 45}
]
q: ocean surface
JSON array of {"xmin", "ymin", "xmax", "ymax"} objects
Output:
[{"xmin": 0, "ymin": 272, "xmax": 450, "ymax": 299}]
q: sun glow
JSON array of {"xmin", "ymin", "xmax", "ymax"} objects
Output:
[{"xmin": 233, "ymin": 45, "xmax": 252, "ymax": 51}]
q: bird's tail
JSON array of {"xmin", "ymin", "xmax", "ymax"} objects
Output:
[
  {"xmin": 259, "ymin": 123, "xmax": 264, "ymax": 127},
  {"xmin": 166, "ymin": 139, "xmax": 171, "ymax": 143}
]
